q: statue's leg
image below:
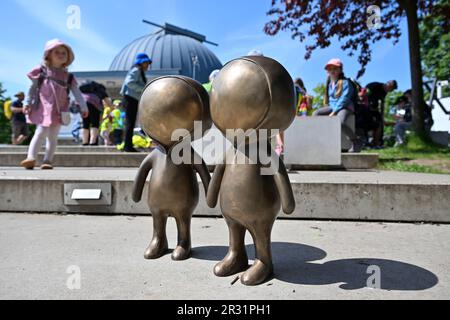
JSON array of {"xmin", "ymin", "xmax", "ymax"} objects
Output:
[
  {"xmin": 144, "ymin": 211, "xmax": 169, "ymax": 259},
  {"xmin": 172, "ymin": 213, "xmax": 192, "ymax": 261},
  {"xmin": 241, "ymin": 223, "xmax": 274, "ymax": 286},
  {"xmin": 214, "ymin": 219, "xmax": 249, "ymax": 277}
]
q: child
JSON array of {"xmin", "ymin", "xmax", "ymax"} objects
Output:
[
  {"xmin": 313, "ymin": 58, "xmax": 363, "ymax": 153},
  {"xmin": 100, "ymin": 100, "xmax": 124, "ymax": 146},
  {"xmin": 100, "ymin": 103, "xmax": 116, "ymax": 146},
  {"xmin": 295, "ymin": 78, "xmax": 312, "ymax": 117},
  {"xmin": 112, "ymin": 100, "xmax": 125, "ymax": 145},
  {"xmin": 21, "ymin": 39, "xmax": 88, "ymax": 170}
]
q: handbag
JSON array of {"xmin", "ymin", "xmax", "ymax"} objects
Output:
[{"xmin": 61, "ymin": 111, "xmax": 72, "ymax": 126}]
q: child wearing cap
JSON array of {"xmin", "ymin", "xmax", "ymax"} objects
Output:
[
  {"xmin": 100, "ymin": 100, "xmax": 122, "ymax": 146},
  {"xmin": 21, "ymin": 39, "xmax": 88, "ymax": 170},
  {"xmin": 313, "ymin": 58, "xmax": 363, "ymax": 153}
]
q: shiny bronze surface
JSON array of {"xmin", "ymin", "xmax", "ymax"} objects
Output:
[
  {"xmin": 139, "ymin": 76, "xmax": 212, "ymax": 150},
  {"xmin": 207, "ymin": 56, "xmax": 296, "ymax": 286},
  {"xmin": 133, "ymin": 77, "xmax": 211, "ymax": 261},
  {"xmin": 210, "ymin": 56, "xmax": 296, "ymax": 137}
]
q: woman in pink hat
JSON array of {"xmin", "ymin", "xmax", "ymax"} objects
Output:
[
  {"xmin": 21, "ymin": 39, "xmax": 89, "ymax": 170},
  {"xmin": 313, "ymin": 58, "xmax": 362, "ymax": 153}
]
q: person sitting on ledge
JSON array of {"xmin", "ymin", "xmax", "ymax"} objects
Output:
[
  {"xmin": 392, "ymin": 95, "xmax": 412, "ymax": 147},
  {"xmin": 313, "ymin": 58, "xmax": 363, "ymax": 153}
]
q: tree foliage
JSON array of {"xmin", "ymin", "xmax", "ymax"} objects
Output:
[
  {"xmin": 0, "ymin": 82, "xmax": 12, "ymax": 144},
  {"xmin": 0, "ymin": 82, "xmax": 5, "ymax": 100},
  {"xmin": 420, "ymin": 0, "xmax": 450, "ymax": 80},
  {"xmin": 264, "ymin": 0, "xmax": 445, "ymax": 78},
  {"xmin": 312, "ymin": 83, "xmax": 326, "ymax": 109}
]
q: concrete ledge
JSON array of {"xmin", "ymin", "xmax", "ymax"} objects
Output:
[
  {"xmin": 0, "ymin": 152, "xmax": 143, "ymax": 167},
  {"xmin": 342, "ymin": 153, "xmax": 379, "ymax": 170},
  {"xmin": 0, "ymin": 146, "xmax": 119, "ymax": 153},
  {"xmin": 0, "ymin": 168, "xmax": 449, "ymax": 223},
  {"xmin": 0, "ymin": 152, "xmax": 378, "ymax": 170},
  {"xmin": 288, "ymin": 153, "xmax": 379, "ymax": 170},
  {"xmin": 285, "ymin": 117, "xmax": 342, "ymax": 166}
]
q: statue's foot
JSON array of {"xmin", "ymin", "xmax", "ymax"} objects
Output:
[
  {"xmin": 144, "ymin": 238, "xmax": 168, "ymax": 260},
  {"xmin": 214, "ymin": 252, "xmax": 248, "ymax": 277},
  {"xmin": 172, "ymin": 244, "xmax": 191, "ymax": 261},
  {"xmin": 241, "ymin": 260, "xmax": 273, "ymax": 286}
]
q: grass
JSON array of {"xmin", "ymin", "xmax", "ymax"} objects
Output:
[
  {"xmin": 367, "ymin": 134, "xmax": 450, "ymax": 174},
  {"xmin": 379, "ymin": 161, "xmax": 447, "ymax": 174}
]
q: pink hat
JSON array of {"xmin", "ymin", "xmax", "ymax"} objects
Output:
[
  {"xmin": 325, "ymin": 58, "xmax": 343, "ymax": 70},
  {"xmin": 44, "ymin": 39, "xmax": 75, "ymax": 66}
]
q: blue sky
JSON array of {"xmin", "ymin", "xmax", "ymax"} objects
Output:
[{"xmin": 1, "ymin": 0, "xmax": 412, "ymax": 98}]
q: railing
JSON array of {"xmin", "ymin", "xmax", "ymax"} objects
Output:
[{"xmin": 424, "ymin": 79, "xmax": 450, "ymax": 117}]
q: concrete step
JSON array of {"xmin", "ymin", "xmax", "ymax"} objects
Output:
[
  {"xmin": 0, "ymin": 152, "xmax": 143, "ymax": 167},
  {"xmin": 288, "ymin": 153, "xmax": 379, "ymax": 170},
  {"xmin": 0, "ymin": 145, "xmax": 119, "ymax": 153},
  {"xmin": 0, "ymin": 152, "xmax": 378, "ymax": 170},
  {"xmin": 57, "ymin": 138, "xmax": 80, "ymax": 146},
  {"xmin": 1, "ymin": 167, "xmax": 449, "ymax": 223}
]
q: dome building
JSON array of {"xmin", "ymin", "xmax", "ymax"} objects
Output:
[{"xmin": 73, "ymin": 22, "xmax": 223, "ymax": 98}]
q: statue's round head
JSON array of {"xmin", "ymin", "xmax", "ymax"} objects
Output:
[
  {"xmin": 139, "ymin": 76, "xmax": 212, "ymax": 151},
  {"xmin": 210, "ymin": 56, "xmax": 296, "ymax": 138}
]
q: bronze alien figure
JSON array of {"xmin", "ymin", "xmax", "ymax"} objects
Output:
[
  {"xmin": 132, "ymin": 76, "xmax": 211, "ymax": 261},
  {"xmin": 207, "ymin": 56, "xmax": 296, "ymax": 286}
]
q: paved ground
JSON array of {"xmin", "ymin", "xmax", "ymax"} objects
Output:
[{"xmin": 0, "ymin": 213, "xmax": 449, "ymax": 300}]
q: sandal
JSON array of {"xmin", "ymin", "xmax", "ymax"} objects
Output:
[
  {"xmin": 41, "ymin": 162, "xmax": 54, "ymax": 170},
  {"xmin": 20, "ymin": 159, "xmax": 36, "ymax": 170}
]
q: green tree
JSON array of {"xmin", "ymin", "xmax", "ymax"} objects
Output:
[
  {"xmin": 420, "ymin": 0, "xmax": 450, "ymax": 80},
  {"xmin": 0, "ymin": 82, "xmax": 12, "ymax": 144},
  {"xmin": 265, "ymin": 0, "xmax": 449, "ymax": 141},
  {"xmin": 420, "ymin": 0, "xmax": 449, "ymax": 98},
  {"xmin": 312, "ymin": 83, "xmax": 326, "ymax": 110},
  {"xmin": 0, "ymin": 82, "xmax": 5, "ymax": 99},
  {"xmin": 385, "ymin": 90, "xmax": 404, "ymax": 117}
]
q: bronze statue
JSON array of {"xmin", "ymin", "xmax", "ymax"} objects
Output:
[
  {"xmin": 132, "ymin": 76, "xmax": 211, "ymax": 261},
  {"xmin": 207, "ymin": 56, "xmax": 296, "ymax": 285}
]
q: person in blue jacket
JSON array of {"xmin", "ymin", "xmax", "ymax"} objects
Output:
[
  {"xmin": 313, "ymin": 58, "xmax": 362, "ymax": 153},
  {"xmin": 121, "ymin": 53, "xmax": 152, "ymax": 152}
]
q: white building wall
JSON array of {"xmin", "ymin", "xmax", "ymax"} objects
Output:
[{"xmin": 432, "ymin": 97, "xmax": 450, "ymax": 133}]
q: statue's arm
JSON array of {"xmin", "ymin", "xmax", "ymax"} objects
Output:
[
  {"xmin": 206, "ymin": 163, "xmax": 225, "ymax": 208},
  {"xmin": 274, "ymin": 158, "xmax": 296, "ymax": 215},
  {"xmin": 192, "ymin": 148, "xmax": 211, "ymax": 196},
  {"xmin": 132, "ymin": 152, "xmax": 155, "ymax": 203}
]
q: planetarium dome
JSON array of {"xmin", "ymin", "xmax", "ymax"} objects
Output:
[{"xmin": 109, "ymin": 22, "xmax": 223, "ymax": 84}]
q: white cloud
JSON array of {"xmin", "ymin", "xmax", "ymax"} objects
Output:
[{"xmin": 13, "ymin": 0, "xmax": 118, "ymax": 55}]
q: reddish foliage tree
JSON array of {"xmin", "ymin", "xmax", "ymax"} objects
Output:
[{"xmin": 264, "ymin": 0, "xmax": 448, "ymax": 138}]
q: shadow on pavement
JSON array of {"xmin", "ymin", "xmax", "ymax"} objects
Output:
[{"xmin": 192, "ymin": 242, "xmax": 439, "ymax": 291}]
